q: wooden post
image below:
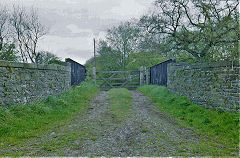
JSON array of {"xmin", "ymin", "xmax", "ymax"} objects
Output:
[
  {"xmin": 93, "ymin": 67, "xmax": 96, "ymax": 85},
  {"xmin": 140, "ymin": 66, "xmax": 144, "ymax": 86}
]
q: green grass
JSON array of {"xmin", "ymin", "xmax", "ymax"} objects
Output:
[
  {"xmin": 138, "ymin": 85, "xmax": 239, "ymax": 154},
  {"xmin": 0, "ymin": 82, "xmax": 99, "ymax": 148},
  {"xmin": 108, "ymin": 88, "xmax": 132, "ymax": 121}
]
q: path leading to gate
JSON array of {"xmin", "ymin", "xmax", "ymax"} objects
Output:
[
  {"xmin": 1, "ymin": 90, "xmax": 224, "ymax": 156},
  {"xmin": 65, "ymin": 91, "xmax": 199, "ymax": 156}
]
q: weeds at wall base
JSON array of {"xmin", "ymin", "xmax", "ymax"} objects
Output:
[
  {"xmin": 138, "ymin": 85, "xmax": 239, "ymax": 153},
  {"xmin": 0, "ymin": 82, "xmax": 99, "ymax": 148}
]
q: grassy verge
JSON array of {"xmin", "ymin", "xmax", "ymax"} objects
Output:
[
  {"xmin": 138, "ymin": 85, "xmax": 239, "ymax": 154},
  {"xmin": 108, "ymin": 88, "xmax": 132, "ymax": 121},
  {"xmin": 0, "ymin": 82, "xmax": 99, "ymax": 149}
]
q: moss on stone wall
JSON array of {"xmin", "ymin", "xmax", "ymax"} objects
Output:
[
  {"xmin": 0, "ymin": 60, "xmax": 71, "ymax": 106},
  {"xmin": 167, "ymin": 62, "xmax": 240, "ymax": 111}
]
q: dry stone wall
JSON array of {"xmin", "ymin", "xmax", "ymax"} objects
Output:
[
  {"xmin": 167, "ymin": 62, "xmax": 239, "ymax": 111},
  {"xmin": 0, "ymin": 60, "xmax": 71, "ymax": 106}
]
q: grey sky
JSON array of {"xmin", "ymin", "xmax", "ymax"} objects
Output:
[{"xmin": 2, "ymin": 0, "xmax": 155, "ymax": 64}]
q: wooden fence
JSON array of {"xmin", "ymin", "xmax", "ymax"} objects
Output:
[
  {"xmin": 150, "ymin": 59, "xmax": 175, "ymax": 86},
  {"xmin": 93, "ymin": 66, "xmax": 149, "ymax": 89},
  {"xmin": 65, "ymin": 58, "xmax": 86, "ymax": 86}
]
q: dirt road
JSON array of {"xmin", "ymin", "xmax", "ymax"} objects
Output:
[{"xmin": 1, "ymin": 91, "xmax": 226, "ymax": 156}]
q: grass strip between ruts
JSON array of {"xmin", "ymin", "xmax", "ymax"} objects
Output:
[{"xmin": 108, "ymin": 88, "xmax": 132, "ymax": 121}]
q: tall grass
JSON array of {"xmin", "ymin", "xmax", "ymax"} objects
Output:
[
  {"xmin": 138, "ymin": 85, "xmax": 239, "ymax": 149},
  {"xmin": 0, "ymin": 82, "xmax": 98, "ymax": 147}
]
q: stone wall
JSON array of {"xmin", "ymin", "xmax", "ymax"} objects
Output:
[
  {"xmin": 167, "ymin": 62, "xmax": 239, "ymax": 111},
  {"xmin": 0, "ymin": 60, "xmax": 71, "ymax": 106}
]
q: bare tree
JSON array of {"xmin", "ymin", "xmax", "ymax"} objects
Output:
[
  {"xmin": 10, "ymin": 5, "xmax": 28, "ymax": 62},
  {"xmin": 0, "ymin": 5, "xmax": 9, "ymax": 51},
  {"xmin": 10, "ymin": 5, "xmax": 47, "ymax": 63}
]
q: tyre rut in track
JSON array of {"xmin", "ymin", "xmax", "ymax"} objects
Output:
[{"xmin": 65, "ymin": 90, "xmax": 201, "ymax": 156}]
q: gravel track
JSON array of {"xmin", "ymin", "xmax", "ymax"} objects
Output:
[
  {"xmin": 65, "ymin": 91, "xmax": 202, "ymax": 156},
  {"xmin": 1, "ymin": 90, "xmax": 226, "ymax": 156}
]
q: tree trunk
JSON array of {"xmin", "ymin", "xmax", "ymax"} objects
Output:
[{"xmin": 0, "ymin": 36, "xmax": 3, "ymax": 51}]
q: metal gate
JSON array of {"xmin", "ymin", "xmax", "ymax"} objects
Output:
[
  {"xmin": 150, "ymin": 59, "xmax": 175, "ymax": 86},
  {"xmin": 65, "ymin": 58, "xmax": 86, "ymax": 86}
]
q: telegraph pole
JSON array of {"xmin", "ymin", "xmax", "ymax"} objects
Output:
[
  {"xmin": 93, "ymin": 38, "xmax": 96, "ymax": 85},
  {"xmin": 93, "ymin": 38, "xmax": 96, "ymax": 68}
]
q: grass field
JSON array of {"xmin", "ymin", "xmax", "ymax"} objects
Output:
[
  {"xmin": 0, "ymin": 82, "xmax": 99, "ymax": 149},
  {"xmin": 138, "ymin": 85, "xmax": 239, "ymax": 154}
]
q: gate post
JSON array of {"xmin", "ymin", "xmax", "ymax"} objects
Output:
[
  {"xmin": 140, "ymin": 66, "xmax": 144, "ymax": 86},
  {"xmin": 145, "ymin": 67, "xmax": 149, "ymax": 85},
  {"xmin": 144, "ymin": 66, "xmax": 147, "ymax": 85},
  {"xmin": 93, "ymin": 67, "xmax": 96, "ymax": 85}
]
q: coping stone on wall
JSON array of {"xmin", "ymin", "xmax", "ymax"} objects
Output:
[
  {"xmin": 0, "ymin": 60, "xmax": 71, "ymax": 72},
  {"xmin": 168, "ymin": 61, "xmax": 240, "ymax": 70}
]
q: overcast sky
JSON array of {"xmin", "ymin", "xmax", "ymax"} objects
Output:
[{"xmin": 2, "ymin": 0, "xmax": 155, "ymax": 64}]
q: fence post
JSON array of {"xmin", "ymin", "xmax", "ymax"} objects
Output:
[
  {"xmin": 93, "ymin": 67, "xmax": 96, "ymax": 85},
  {"xmin": 140, "ymin": 66, "xmax": 144, "ymax": 86}
]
